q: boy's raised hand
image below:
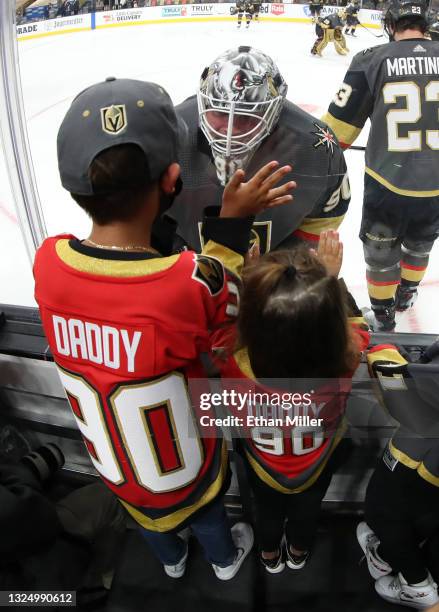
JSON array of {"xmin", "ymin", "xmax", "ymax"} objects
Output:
[{"xmin": 220, "ymin": 161, "xmax": 296, "ymax": 218}]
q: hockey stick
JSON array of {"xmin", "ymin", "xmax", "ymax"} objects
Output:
[{"xmin": 359, "ymin": 22, "xmax": 384, "ymax": 38}]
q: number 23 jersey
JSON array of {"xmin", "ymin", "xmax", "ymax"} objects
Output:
[{"xmin": 323, "ymin": 39, "xmax": 439, "ymax": 197}]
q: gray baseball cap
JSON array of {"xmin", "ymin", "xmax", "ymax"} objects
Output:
[{"xmin": 57, "ymin": 77, "xmax": 179, "ymax": 195}]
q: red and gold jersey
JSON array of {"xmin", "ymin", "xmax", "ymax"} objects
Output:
[
  {"xmin": 218, "ymin": 324, "xmax": 369, "ymax": 493},
  {"xmin": 34, "ymin": 226, "xmax": 247, "ymax": 532}
]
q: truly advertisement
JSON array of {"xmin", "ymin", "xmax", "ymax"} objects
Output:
[
  {"xmin": 161, "ymin": 5, "xmax": 187, "ymax": 17},
  {"xmin": 190, "ymin": 4, "xmax": 215, "ymax": 16}
]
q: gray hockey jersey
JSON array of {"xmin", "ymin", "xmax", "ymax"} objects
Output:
[
  {"xmin": 168, "ymin": 95, "xmax": 350, "ymax": 252},
  {"xmin": 323, "ymin": 39, "xmax": 439, "ymax": 197}
]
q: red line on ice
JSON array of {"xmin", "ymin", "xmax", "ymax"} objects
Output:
[{"xmin": 0, "ymin": 201, "xmax": 18, "ymax": 225}]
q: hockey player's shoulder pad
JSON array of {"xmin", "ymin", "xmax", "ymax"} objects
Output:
[
  {"xmin": 311, "ymin": 116, "xmax": 343, "ymax": 157},
  {"xmin": 350, "ymin": 43, "xmax": 387, "ymax": 68}
]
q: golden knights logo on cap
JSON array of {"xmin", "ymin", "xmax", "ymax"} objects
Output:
[{"xmin": 101, "ymin": 104, "xmax": 127, "ymax": 135}]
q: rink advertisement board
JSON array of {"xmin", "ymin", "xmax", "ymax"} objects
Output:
[
  {"xmin": 16, "ymin": 13, "xmax": 91, "ymax": 39},
  {"xmin": 17, "ymin": 4, "xmax": 382, "ymax": 39}
]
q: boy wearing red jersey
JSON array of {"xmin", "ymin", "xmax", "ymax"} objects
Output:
[{"xmin": 33, "ymin": 77, "xmax": 295, "ymax": 580}]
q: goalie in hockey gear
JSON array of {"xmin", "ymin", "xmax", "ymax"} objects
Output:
[
  {"xmin": 169, "ymin": 47, "xmax": 350, "ymax": 253},
  {"xmin": 383, "ymin": 0, "xmax": 429, "ymax": 40},
  {"xmin": 197, "ymin": 47, "xmax": 288, "ymax": 186},
  {"xmin": 312, "ymin": 13, "xmax": 349, "ymax": 56}
]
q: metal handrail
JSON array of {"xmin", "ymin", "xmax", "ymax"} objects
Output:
[{"xmin": 0, "ymin": 0, "xmax": 47, "ymax": 264}]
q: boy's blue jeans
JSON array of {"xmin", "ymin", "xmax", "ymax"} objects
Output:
[{"xmin": 139, "ymin": 496, "xmax": 236, "ymax": 567}]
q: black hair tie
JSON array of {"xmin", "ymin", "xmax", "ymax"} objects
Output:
[{"xmin": 283, "ymin": 265, "xmax": 297, "ymax": 280}]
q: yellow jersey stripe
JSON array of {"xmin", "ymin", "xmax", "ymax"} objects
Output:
[
  {"xmin": 119, "ymin": 442, "xmax": 229, "ymax": 532},
  {"xmin": 366, "ymin": 168, "xmax": 439, "ymax": 197},
  {"xmin": 55, "ymin": 239, "xmax": 180, "ymax": 277},
  {"xmin": 321, "ymin": 112, "xmax": 362, "ymax": 146}
]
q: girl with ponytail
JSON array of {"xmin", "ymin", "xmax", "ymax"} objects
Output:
[{"xmin": 217, "ymin": 231, "xmax": 369, "ymax": 574}]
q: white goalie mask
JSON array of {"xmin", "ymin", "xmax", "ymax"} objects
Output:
[{"xmin": 197, "ymin": 46, "xmax": 288, "ymax": 185}]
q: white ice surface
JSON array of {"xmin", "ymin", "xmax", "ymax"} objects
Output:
[{"xmin": 0, "ymin": 19, "xmax": 437, "ymax": 333}]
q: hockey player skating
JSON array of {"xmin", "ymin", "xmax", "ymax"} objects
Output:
[
  {"xmin": 167, "ymin": 47, "xmax": 350, "ymax": 253},
  {"xmin": 345, "ymin": 0, "xmax": 360, "ymax": 36},
  {"xmin": 243, "ymin": 0, "xmax": 254, "ymax": 29},
  {"xmin": 233, "ymin": 0, "xmax": 253, "ymax": 28},
  {"xmin": 232, "ymin": 0, "xmax": 245, "ymax": 28},
  {"xmin": 311, "ymin": 10, "xmax": 349, "ymax": 56},
  {"xmin": 252, "ymin": 0, "xmax": 262, "ymax": 22},
  {"xmin": 309, "ymin": 0, "xmax": 325, "ymax": 24},
  {"xmin": 323, "ymin": 0, "xmax": 439, "ymax": 331}
]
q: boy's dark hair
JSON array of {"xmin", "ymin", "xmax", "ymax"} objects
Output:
[
  {"xmin": 238, "ymin": 248, "xmax": 359, "ymax": 380},
  {"xmin": 70, "ymin": 144, "xmax": 153, "ymax": 225}
]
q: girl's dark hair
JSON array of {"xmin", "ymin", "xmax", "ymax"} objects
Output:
[
  {"xmin": 238, "ymin": 248, "xmax": 359, "ymax": 380},
  {"xmin": 71, "ymin": 144, "xmax": 153, "ymax": 225}
]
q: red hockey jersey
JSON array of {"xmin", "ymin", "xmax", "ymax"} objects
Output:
[
  {"xmin": 34, "ymin": 229, "xmax": 247, "ymax": 532},
  {"xmin": 219, "ymin": 324, "xmax": 369, "ymax": 493}
]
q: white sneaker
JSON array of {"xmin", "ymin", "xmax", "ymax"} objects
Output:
[
  {"xmin": 356, "ymin": 522, "xmax": 392, "ymax": 580},
  {"xmin": 163, "ymin": 532, "xmax": 189, "ymax": 578},
  {"xmin": 261, "ymin": 551, "xmax": 285, "ymax": 574},
  {"xmin": 375, "ymin": 572, "xmax": 439, "ymax": 609},
  {"xmin": 212, "ymin": 523, "xmax": 254, "ymax": 581},
  {"xmin": 286, "ymin": 546, "xmax": 309, "ymax": 570}
]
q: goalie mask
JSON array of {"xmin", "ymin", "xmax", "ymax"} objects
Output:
[
  {"xmin": 383, "ymin": 0, "xmax": 428, "ymax": 39},
  {"xmin": 197, "ymin": 46, "xmax": 288, "ymax": 185}
]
